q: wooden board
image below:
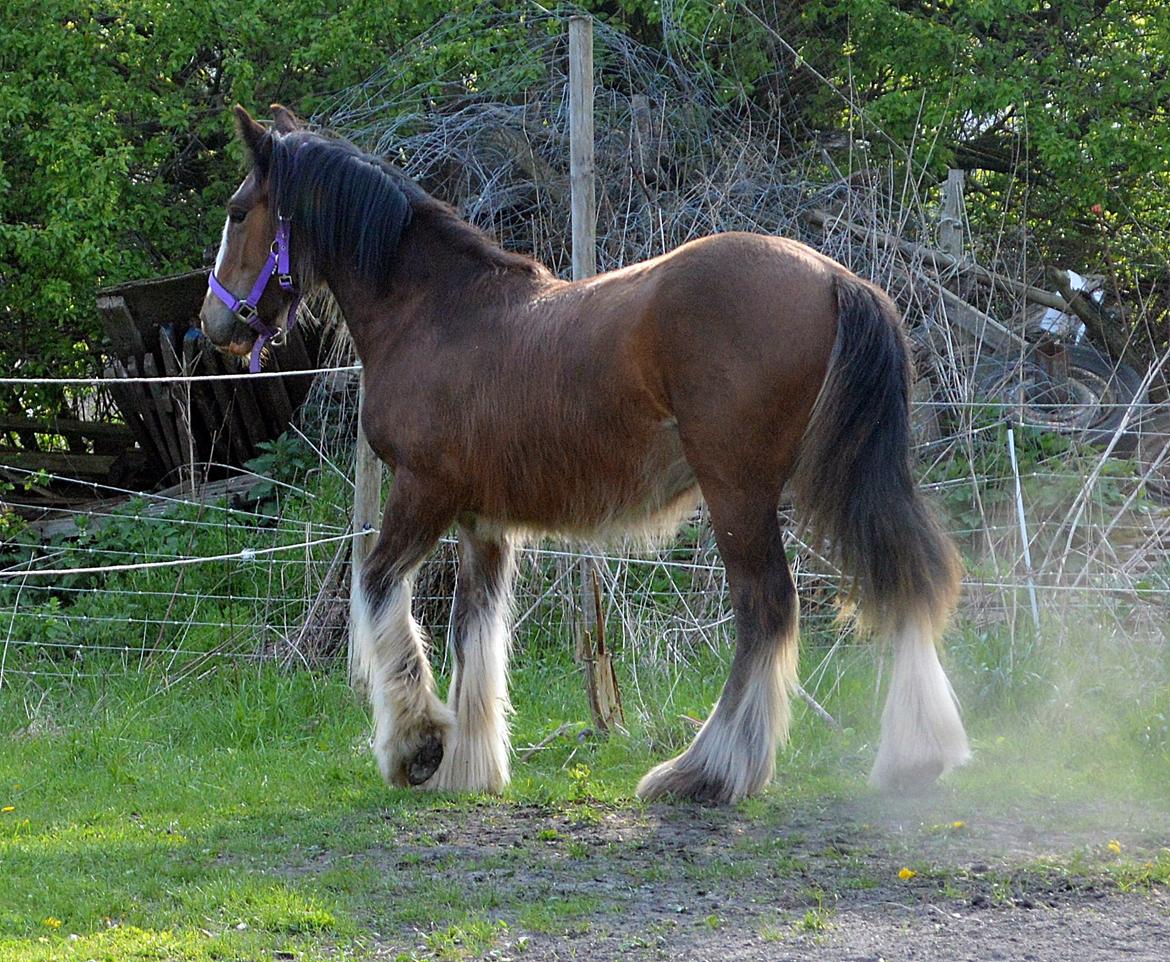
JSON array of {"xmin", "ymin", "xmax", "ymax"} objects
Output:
[
  {"xmin": 0, "ymin": 416, "xmax": 133, "ymax": 446},
  {"xmin": 0, "ymin": 450, "xmax": 118, "ymax": 478},
  {"xmin": 96, "ymin": 270, "xmax": 333, "ymax": 482}
]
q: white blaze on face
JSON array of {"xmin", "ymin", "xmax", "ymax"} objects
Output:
[{"xmin": 214, "ymin": 217, "xmax": 231, "ymax": 274}]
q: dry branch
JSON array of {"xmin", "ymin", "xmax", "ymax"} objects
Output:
[
  {"xmin": 794, "ymin": 682, "xmax": 843, "ymax": 733},
  {"xmin": 517, "ymin": 721, "xmax": 577, "ymax": 763},
  {"xmin": 579, "ymin": 565, "xmax": 625, "ymax": 734},
  {"xmin": 805, "ymin": 207, "xmax": 1067, "ymax": 309}
]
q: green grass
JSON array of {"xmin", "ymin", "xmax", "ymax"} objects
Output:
[{"xmin": 2, "ymin": 621, "xmax": 1169, "ymax": 960}]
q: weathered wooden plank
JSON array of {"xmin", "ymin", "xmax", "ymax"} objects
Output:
[
  {"xmin": 232, "ymin": 366, "xmax": 274, "ymax": 452},
  {"xmin": 96, "ymin": 294, "xmax": 146, "ymax": 359},
  {"xmin": 104, "ymin": 361, "xmax": 164, "ymax": 470},
  {"xmin": 117, "ymin": 358, "xmax": 171, "ymax": 470},
  {"xmin": 22, "ymin": 474, "xmax": 257, "ymax": 540},
  {"xmin": 278, "ymin": 326, "xmax": 317, "ymax": 412},
  {"xmin": 181, "ymin": 334, "xmax": 231, "ymax": 466},
  {"xmin": 258, "ymin": 353, "xmax": 295, "ymax": 434},
  {"xmin": 200, "ymin": 346, "xmax": 257, "ymax": 464},
  {"xmin": 138, "ymin": 356, "xmax": 184, "ymax": 474},
  {"xmin": 0, "ymin": 415, "xmax": 133, "ymax": 445},
  {"xmin": 569, "ymin": 15, "xmax": 597, "ymax": 282},
  {"xmin": 0, "ymin": 450, "xmax": 118, "ymax": 478},
  {"xmin": 158, "ymin": 324, "xmax": 195, "ymax": 481},
  {"xmin": 99, "ymin": 269, "xmax": 209, "ymax": 346},
  {"xmin": 939, "ymin": 169, "xmax": 965, "ymax": 261}
]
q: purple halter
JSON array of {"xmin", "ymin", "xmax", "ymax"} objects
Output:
[{"xmin": 207, "ymin": 216, "xmax": 302, "ymax": 373}]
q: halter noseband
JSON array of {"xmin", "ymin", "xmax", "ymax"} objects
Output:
[{"xmin": 207, "ymin": 216, "xmax": 302, "ymax": 373}]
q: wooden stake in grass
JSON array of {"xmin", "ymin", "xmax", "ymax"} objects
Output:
[{"xmin": 579, "ymin": 565, "xmax": 624, "ymax": 734}]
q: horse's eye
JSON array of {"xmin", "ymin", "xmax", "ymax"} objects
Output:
[{"xmin": 227, "ymin": 208, "xmax": 247, "ymax": 224}]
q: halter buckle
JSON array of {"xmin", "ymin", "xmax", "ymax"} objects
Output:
[{"xmin": 236, "ymin": 302, "xmax": 257, "ymax": 322}]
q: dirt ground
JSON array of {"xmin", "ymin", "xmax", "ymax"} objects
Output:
[{"xmin": 364, "ymin": 794, "xmax": 1170, "ymax": 961}]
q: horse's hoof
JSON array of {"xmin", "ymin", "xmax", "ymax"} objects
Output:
[
  {"xmin": 637, "ymin": 759, "xmax": 740, "ymax": 805},
  {"xmin": 407, "ymin": 733, "xmax": 445, "ymax": 785},
  {"xmin": 870, "ymin": 758, "xmax": 945, "ymax": 796}
]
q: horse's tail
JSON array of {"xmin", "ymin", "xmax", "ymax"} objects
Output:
[{"xmin": 790, "ymin": 273, "xmax": 968, "ymax": 789}]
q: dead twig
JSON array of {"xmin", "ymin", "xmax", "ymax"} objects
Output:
[
  {"xmin": 518, "ymin": 721, "xmax": 577, "ymax": 763},
  {"xmin": 794, "ymin": 682, "xmax": 844, "ymax": 733}
]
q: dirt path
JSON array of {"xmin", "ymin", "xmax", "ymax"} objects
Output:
[{"xmin": 361, "ymin": 795, "xmax": 1169, "ymax": 961}]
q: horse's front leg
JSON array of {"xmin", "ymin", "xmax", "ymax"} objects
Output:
[
  {"xmin": 352, "ymin": 475, "xmax": 457, "ymax": 787},
  {"xmin": 425, "ymin": 522, "xmax": 517, "ymax": 793}
]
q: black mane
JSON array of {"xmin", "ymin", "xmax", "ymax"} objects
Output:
[
  {"xmin": 269, "ymin": 131, "xmax": 412, "ymax": 291},
  {"xmin": 268, "ymin": 130, "xmax": 542, "ymax": 290}
]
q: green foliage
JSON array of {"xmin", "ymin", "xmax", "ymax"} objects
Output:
[
  {"xmin": 927, "ymin": 411, "xmax": 1138, "ymax": 537},
  {"xmin": 6, "ymin": 0, "xmax": 1164, "ymax": 405},
  {"xmin": 797, "ymin": 0, "xmax": 1170, "ymax": 329},
  {"xmin": 0, "ymin": 0, "xmax": 471, "ymax": 391},
  {"xmin": 244, "ymin": 431, "xmax": 321, "ymax": 501},
  {"xmin": 950, "ymin": 621, "xmax": 1049, "ymax": 716}
]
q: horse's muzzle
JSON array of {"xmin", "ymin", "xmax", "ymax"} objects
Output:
[{"xmin": 198, "ymin": 289, "xmax": 257, "ymax": 356}]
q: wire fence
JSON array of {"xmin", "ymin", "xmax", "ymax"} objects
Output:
[
  {"xmin": 3, "ymin": 369, "xmax": 1167, "ymax": 696},
  {"xmin": 2, "ymin": 5, "xmax": 1169, "ymax": 703}
]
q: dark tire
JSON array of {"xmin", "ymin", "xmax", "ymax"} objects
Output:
[{"xmin": 973, "ymin": 344, "xmax": 1147, "ymax": 454}]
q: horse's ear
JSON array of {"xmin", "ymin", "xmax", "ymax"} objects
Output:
[
  {"xmin": 233, "ymin": 105, "xmax": 270, "ymax": 166},
  {"xmin": 271, "ymin": 104, "xmax": 302, "ymax": 134}
]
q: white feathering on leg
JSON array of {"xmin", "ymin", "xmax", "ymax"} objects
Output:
[
  {"xmin": 870, "ymin": 613, "xmax": 970, "ymax": 792},
  {"xmin": 637, "ymin": 623, "xmax": 796, "ymax": 804},
  {"xmin": 426, "ymin": 593, "xmax": 512, "ymax": 793},
  {"xmin": 356, "ymin": 576, "xmax": 453, "ymax": 785}
]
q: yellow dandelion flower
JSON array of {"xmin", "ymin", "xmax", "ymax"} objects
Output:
[
  {"xmin": 1, "ymin": 806, "xmax": 14, "ymax": 813},
  {"xmin": 898, "ymin": 867, "xmax": 917, "ymax": 880},
  {"xmin": 1107, "ymin": 840, "xmax": 1122, "ymax": 855},
  {"xmin": 951, "ymin": 821, "xmax": 965, "ymax": 830},
  {"xmin": 43, "ymin": 917, "xmax": 62, "ymax": 929}
]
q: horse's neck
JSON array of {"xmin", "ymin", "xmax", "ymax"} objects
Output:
[
  {"xmin": 323, "ymin": 223, "xmax": 538, "ymax": 363},
  {"xmin": 323, "ymin": 274, "xmax": 396, "ymax": 363}
]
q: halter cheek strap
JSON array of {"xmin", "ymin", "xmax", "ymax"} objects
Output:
[{"xmin": 207, "ymin": 217, "xmax": 302, "ymax": 373}]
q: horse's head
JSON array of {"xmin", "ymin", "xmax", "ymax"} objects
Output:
[{"xmin": 199, "ymin": 105, "xmax": 303, "ymax": 368}]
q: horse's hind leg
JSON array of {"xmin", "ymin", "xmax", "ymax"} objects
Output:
[
  {"xmin": 869, "ymin": 611, "xmax": 969, "ymax": 792},
  {"xmin": 425, "ymin": 522, "xmax": 517, "ymax": 793},
  {"xmin": 637, "ymin": 489, "xmax": 798, "ymax": 804},
  {"xmin": 352, "ymin": 475, "xmax": 457, "ymax": 787}
]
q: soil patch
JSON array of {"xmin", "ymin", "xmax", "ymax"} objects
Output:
[{"xmin": 340, "ymin": 794, "xmax": 1170, "ymax": 960}]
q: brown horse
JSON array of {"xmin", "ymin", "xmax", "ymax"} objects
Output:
[{"xmin": 200, "ymin": 105, "xmax": 970, "ymax": 803}]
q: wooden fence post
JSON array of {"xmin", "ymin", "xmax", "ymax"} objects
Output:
[
  {"xmin": 569, "ymin": 15, "xmax": 597, "ymax": 281},
  {"xmin": 939, "ymin": 168, "xmax": 965, "ymax": 262},
  {"xmin": 568, "ymin": 15, "xmax": 623, "ymax": 733},
  {"xmin": 348, "ymin": 374, "xmax": 383, "ymax": 690}
]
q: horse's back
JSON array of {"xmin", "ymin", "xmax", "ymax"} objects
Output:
[{"xmin": 646, "ymin": 231, "xmax": 841, "ymax": 360}]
